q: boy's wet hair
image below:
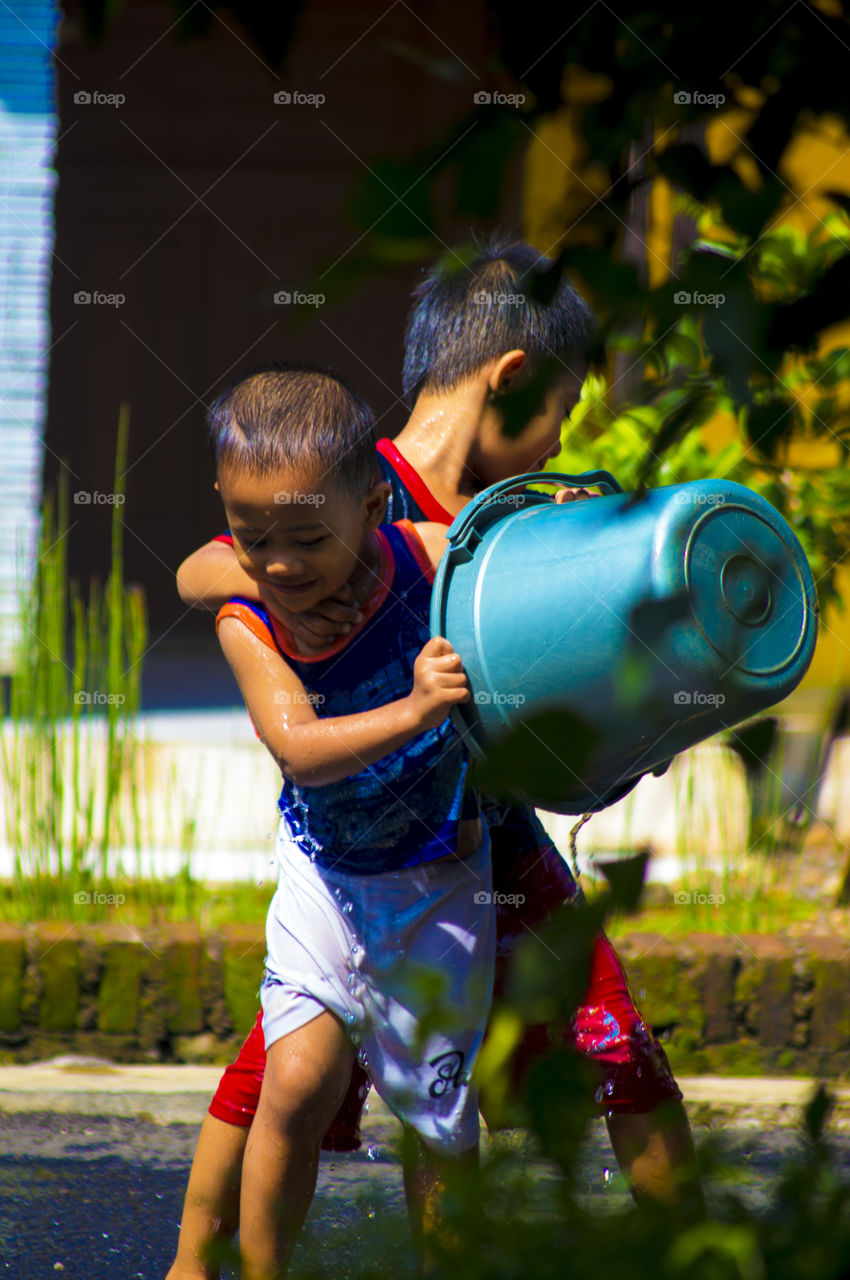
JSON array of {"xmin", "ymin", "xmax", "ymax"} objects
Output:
[
  {"xmin": 208, "ymin": 361, "xmax": 378, "ymax": 499},
  {"xmin": 402, "ymin": 235, "xmax": 598, "ymax": 406}
]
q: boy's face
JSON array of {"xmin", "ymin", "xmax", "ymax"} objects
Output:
[
  {"xmin": 217, "ymin": 463, "xmax": 388, "ymax": 614},
  {"xmin": 478, "ymin": 366, "xmax": 586, "ymax": 485}
]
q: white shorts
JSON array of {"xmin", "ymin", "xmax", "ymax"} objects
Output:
[{"xmin": 261, "ymin": 821, "xmax": 495, "ymax": 1154}]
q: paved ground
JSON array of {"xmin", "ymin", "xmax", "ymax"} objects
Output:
[{"xmin": 2, "ymin": 1061, "xmax": 850, "ymax": 1279}]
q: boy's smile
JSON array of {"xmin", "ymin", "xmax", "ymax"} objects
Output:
[{"xmin": 216, "ymin": 464, "xmax": 389, "ymax": 616}]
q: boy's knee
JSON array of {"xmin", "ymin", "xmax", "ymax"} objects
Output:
[{"xmin": 259, "ymin": 1031, "xmax": 350, "ymax": 1136}]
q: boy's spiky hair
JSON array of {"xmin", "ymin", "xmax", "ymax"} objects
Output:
[
  {"xmin": 402, "ymin": 234, "xmax": 598, "ymax": 406},
  {"xmin": 207, "ymin": 361, "xmax": 377, "ymax": 499}
]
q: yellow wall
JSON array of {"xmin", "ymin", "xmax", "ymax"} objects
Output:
[{"xmin": 523, "ymin": 97, "xmax": 850, "ymax": 690}]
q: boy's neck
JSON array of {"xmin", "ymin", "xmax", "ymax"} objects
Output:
[
  {"xmin": 391, "ymin": 385, "xmax": 485, "ymax": 517},
  {"xmin": 285, "ymin": 528, "xmax": 385, "ymax": 659}
]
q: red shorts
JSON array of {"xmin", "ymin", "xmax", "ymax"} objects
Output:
[{"xmin": 209, "ymin": 823, "xmax": 681, "ymax": 1146}]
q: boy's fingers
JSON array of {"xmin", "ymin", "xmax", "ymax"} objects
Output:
[
  {"xmin": 310, "ymin": 599, "xmax": 363, "ymax": 625},
  {"xmin": 421, "ymin": 635, "xmax": 454, "ymax": 657},
  {"xmin": 554, "ymin": 486, "xmax": 595, "ymax": 504}
]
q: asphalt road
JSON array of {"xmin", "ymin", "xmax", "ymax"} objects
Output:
[{"xmin": 2, "ymin": 1067, "xmax": 849, "ymax": 1280}]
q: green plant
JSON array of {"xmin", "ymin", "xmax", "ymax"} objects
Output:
[{"xmin": 0, "ymin": 407, "xmax": 150, "ymax": 919}]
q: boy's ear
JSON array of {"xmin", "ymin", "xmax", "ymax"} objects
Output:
[
  {"xmin": 489, "ymin": 350, "xmax": 526, "ymax": 395},
  {"xmin": 363, "ymin": 480, "xmax": 391, "ymax": 530}
]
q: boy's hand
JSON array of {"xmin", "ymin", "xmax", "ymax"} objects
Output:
[
  {"xmin": 408, "ymin": 636, "xmax": 469, "ymax": 731},
  {"xmin": 554, "ymin": 486, "xmax": 597, "ymax": 504},
  {"xmin": 257, "ymin": 582, "xmax": 363, "ymax": 653}
]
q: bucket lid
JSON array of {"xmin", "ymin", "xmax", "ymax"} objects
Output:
[{"xmin": 685, "ymin": 503, "xmax": 814, "ymax": 676}]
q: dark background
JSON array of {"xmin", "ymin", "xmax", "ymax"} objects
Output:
[{"xmin": 46, "ymin": 0, "xmax": 506, "ymax": 704}]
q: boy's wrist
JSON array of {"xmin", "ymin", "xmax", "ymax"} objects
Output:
[{"xmin": 398, "ymin": 693, "xmax": 428, "ymax": 737}]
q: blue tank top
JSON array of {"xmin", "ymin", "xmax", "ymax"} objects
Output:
[{"xmin": 219, "ymin": 523, "xmax": 477, "ymax": 875}]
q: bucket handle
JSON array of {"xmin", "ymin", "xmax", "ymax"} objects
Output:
[
  {"xmin": 483, "ymin": 469, "xmax": 624, "ymax": 499},
  {"xmin": 446, "ymin": 469, "xmax": 623, "ymax": 559}
]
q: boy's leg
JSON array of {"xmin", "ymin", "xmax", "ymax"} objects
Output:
[
  {"xmin": 487, "ymin": 814, "xmax": 702, "ymax": 1208},
  {"xmin": 165, "ymin": 1008, "xmax": 267, "ymax": 1280},
  {"xmin": 165, "ymin": 1114, "xmax": 248, "ymax": 1280},
  {"xmin": 240, "ymin": 1009, "xmax": 355, "ymax": 1280},
  {"xmin": 606, "ymin": 1099, "xmax": 703, "ymax": 1210}
]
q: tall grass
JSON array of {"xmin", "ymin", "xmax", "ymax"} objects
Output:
[{"xmin": 0, "ymin": 407, "xmax": 149, "ymax": 918}]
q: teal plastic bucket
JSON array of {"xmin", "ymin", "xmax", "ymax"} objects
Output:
[{"xmin": 430, "ymin": 471, "xmax": 819, "ymax": 814}]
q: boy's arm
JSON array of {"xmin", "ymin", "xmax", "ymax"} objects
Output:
[
  {"xmin": 218, "ymin": 617, "xmax": 467, "ymax": 788},
  {"xmin": 177, "ymin": 539, "xmax": 261, "ymax": 610}
]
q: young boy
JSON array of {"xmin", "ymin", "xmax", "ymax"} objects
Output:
[
  {"xmin": 208, "ymin": 362, "xmax": 495, "ymax": 1279},
  {"xmin": 167, "ymin": 238, "xmax": 700, "ymax": 1280}
]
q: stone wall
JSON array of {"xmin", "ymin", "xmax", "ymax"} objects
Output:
[{"xmin": 1, "ymin": 923, "xmax": 848, "ymax": 1074}]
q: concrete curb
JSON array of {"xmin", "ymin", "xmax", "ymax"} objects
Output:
[{"xmin": 1, "ymin": 1060, "xmax": 849, "ymax": 1128}]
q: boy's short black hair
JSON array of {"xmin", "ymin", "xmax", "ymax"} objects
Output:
[
  {"xmin": 402, "ymin": 235, "xmax": 598, "ymax": 406},
  {"xmin": 207, "ymin": 361, "xmax": 377, "ymax": 499}
]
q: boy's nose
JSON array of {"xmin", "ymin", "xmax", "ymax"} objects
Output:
[{"xmin": 265, "ymin": 554, "xmax": 306, "ymax": 578}]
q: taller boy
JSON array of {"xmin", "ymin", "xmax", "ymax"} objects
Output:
[{"xmin": 168, "ymin": 238, "xmax": 700, "ymax": 1280}]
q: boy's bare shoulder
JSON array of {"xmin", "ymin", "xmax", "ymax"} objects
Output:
[{"xmin": 410, "ymin": 521, "xmax": 451, "ymax": 569}]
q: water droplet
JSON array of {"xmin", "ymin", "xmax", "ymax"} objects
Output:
[
  {"xmin": 367, "ymin": 1144, "xmax": 381, "ymax": 1161},
  {"xmin": 602, "ymin": 1167, "xmax": 612, "ymax": 1186},
  {"xmin": 594, "ymin": 1085, "xmax": 604, "ymax": 1103},
  {"xmin": 363, "ymin": 1102, "xmax": 370, "ymax": 1113},
  {"xmin": 351, "ymin": 944, "xmax": 359, "ymax": 956},
  {"xmin": 342, "ymin": 901, "xmax": 353, "ymax": 915}
]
